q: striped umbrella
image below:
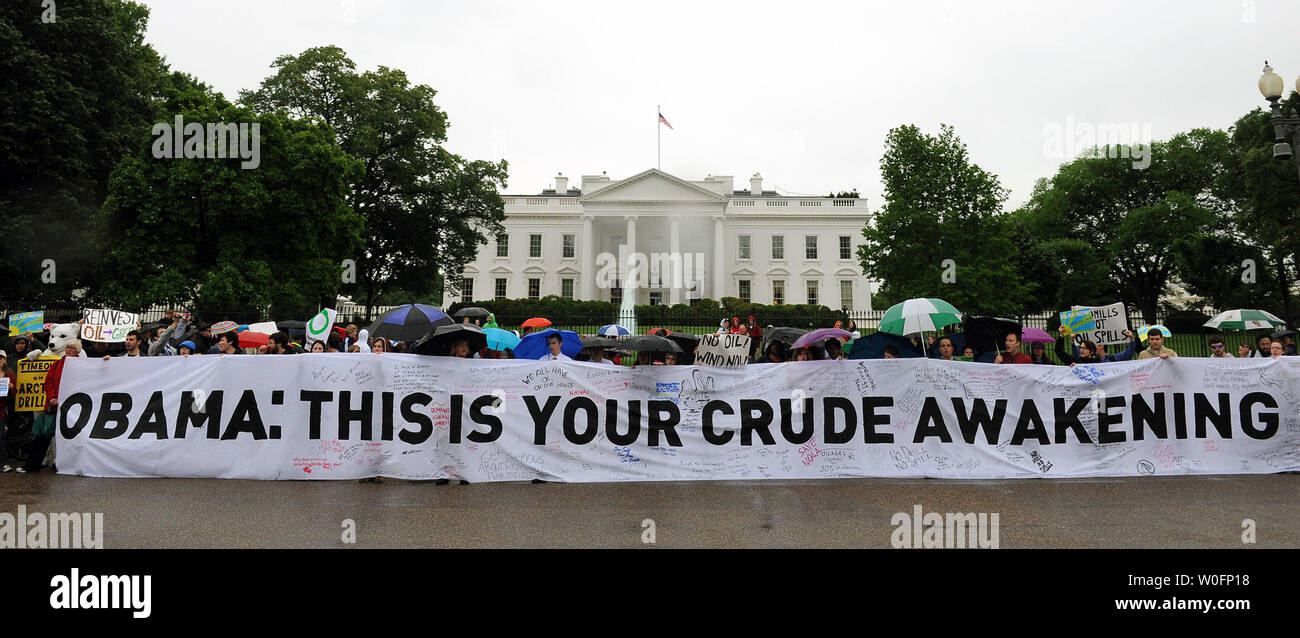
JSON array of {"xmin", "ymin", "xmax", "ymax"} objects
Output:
[
  {"xmin": 365, "ymin": 304, "xmax": 454, "ymax": 342},
  {"xmin": 879, "ymin": 298, "xmax": 963, "ymax": 337},
  {"xmin": 598, "ymin": 324, "xmax": 631, "ymax": 337},
  {"xmin": 1203, "ymin": 309, "xmax": 1286, "ymax": 331}
]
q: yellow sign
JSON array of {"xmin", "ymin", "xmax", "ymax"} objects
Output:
[{"xmin": 15, "ymin": 356, "xmax": 58, "ymax": 412}]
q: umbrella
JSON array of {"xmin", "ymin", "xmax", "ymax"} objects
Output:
[
  {"xmin": 210, "ymin": 320, "xmax": 238, "ymax": 334},
  {"xmin": 366, "ymin": 304, "xmax": 454, "ymax": 342},
  {"xmin": 963, "ymin": 316, "xmax": 1023, "ymax": 355},
  {"xmin": 848, "ymin": 331, "xmax": 925, "ymax": 359},
  {"xmin": 581, "ymin": 336, "xmax": 620, "ymax": 349},
  {"xmin": 646, "ymin": 328, "xmax": 671, "ymax": 336},
  {"xmin": 762, "ymin": 327, "xmax": 809, "ymax": 350},
  {"xmin": 515, "ymin": 328, "xmax": 583, "ymax": 359},
  {"xmin": 414, "ymin": 324, "xmax": 487, "ymax": 356},
  {"xmin": 793, "ymin": 328, "xmax": 851, "ymax": 349},
  {"xmin": 1272, "ymin": 329, "xmax": 1296, "ymax": 339},
  {"xmin": 1021, "ymin": 327, "xmax": 1056, "ymax": 344},
  {"xmin": 452, "ymin": 307, "xmax": 491, "ymax": 320},
  {"xmin": 1203, "ymin": 309, "xmax": 1286, "ymax": 331},
  {"xmin": 597, "ymin": 324, "xmax": 630, "ymax": 337},
  {"xmin": 879, "ymin": 298, "xmax": 963, "ymax": 337},
  {"xmin": 622, "ymin": 335, "xmax": 682, "ymax": 353},
  {"xmin": 1134, "ymin": 325, "xmax": 1172, "ymax": 341},
  {"xmin": 234, "ymin": 331, "xmax": 270, "ymax": 348},
  {"xmin": 521, "ymin": 317, "xmax": 552, "ymax": 329},
  {"xmin": 483, "ymin": 328, "xmax": 520, "ymax": 351}
]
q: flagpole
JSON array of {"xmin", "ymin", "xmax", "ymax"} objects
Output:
[{"xmin": 657, "ymin": 104, "xmax": 661, "ymax": 170}]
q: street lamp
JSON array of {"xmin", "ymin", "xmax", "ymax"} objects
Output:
[{"xmin": 1257, "ymin": 61, "xmax": 1300, "ymax": 176}]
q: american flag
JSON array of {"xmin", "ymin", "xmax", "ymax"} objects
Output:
[{"xmin": 658, "ymin": 112, "xmax": 673, "ymax": 129}]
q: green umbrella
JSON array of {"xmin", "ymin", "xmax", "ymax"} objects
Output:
[
  {"xmin": 879, "ymin": 298, "xmax": 963, "ymax": 356},
  {"xmin": 1202, "ymin": 309, "xmax": 1286, "ymax": 331}
]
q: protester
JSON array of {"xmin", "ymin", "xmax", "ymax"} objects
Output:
[
  {"xmin": 0, "ymin": 351, "xmax": 14, "ymax": 451},
  {"xmin": 15, "ymin": 340, "xmax": 80, "ymax": 473},
  {"xmin": 216, "ymin": 332, "xmax": 242, "ymax": 355},
  {"xmin": 1271, "ymin": 341, "xmax": 1285, "ymax": 359},
  {"xmin": 1207, "ymin": 336, "xmax": 1233, "ymax": 358},
  {"xmin": 746, "ymin": 315, "xmax": 763, "ymax": 358},
  {"xmin": 793, "ymin": 348, "xmax": 814, "ymax": 361},
  {"xmin": 448, "ymin": 338, "xmax": 477, "ymax": 359},
  {"xmin": 344, "ymin": 324, "xmax": 359, "ymax": 350},
  {"xmin": 763, "ymin": 342, "xmax": 787, "ymax": 363},
  {"xmin": 881, "ymin": 346, "xmax": 900, "ymax": 359},
  {"xmin": 632, "ymin": 351, "xmax": 652, "ymax": 368},
  {"xmin": 936, "ymin": 337, "xmax": 955, "ymax": 361},
  {"xmin": 663, "ymin": 352, "xmax": 679, "ymax": 366},
  {"xmin": 1248, "ymin": 335, "xmax": 1271, "ymax": 358},
  {"xmin": 310, "ymin": 341, "xmax": 326, "ymax": 353},
  {"xmin": 586, "ymin": 346, "xmax": 615, "ymax": 365},
  {"xmin": 371, "ymin": 337, "xmax": 389, "ymax": 353},
  {"xmin": 120, "ymin": 330, "xmax": 146, "ymax": 357},
  {"xmin": 1055, "ymin": 326, "xmax": 1104, "ymax": 365},
  {"xmin": 993, "ymin": 332, "xmax": 1032, "ymax": 364},
  {"xmin": 1028, "ymin": 342, "xmax": 1052, "ymax": 365},
  {"xmin": 8, "ymin": 335, "xmax": 33, "ymax": 360},
  {"xmin": 961, "ymin": 346, "xmax": 975, "ymax": 359},
  {"xmin": 1136, "ymin": 328, "xmax": 1177, "ymax": 359},
  {"xmin": 824, "ymin": 339, "xmax": 847, "ymax": 360},
  {"xmin": 541, "ymin": 334, "xmax": 571, "ymax": 361}
]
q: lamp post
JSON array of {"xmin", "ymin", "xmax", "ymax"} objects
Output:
[{"xmin": 1258, "ymin": 61, "xmax": 1300, "ymax": 180}]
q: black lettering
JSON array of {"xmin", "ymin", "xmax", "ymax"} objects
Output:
[
  {"xmin": 1098, "ymin": 396, "xmax": 1127, "ymax": 443},
  {"xmin": 1131, "ymin": 393, "xmax": 1166, "ymax": 441},
  {"xmin": 58, "ymin": 393, "xmax": 93, "ymax": 438},
  {"xmin": 823, "ymin": 397, "xmax": 856, "ymax": 444},
  {"xmin": 703, "ymin": 400, "xmax": 734, "ymax": 445},
  {"xmin": 646, "ymin": 400, "xmax": 682, "ymax": 447},
  {"xmin": 739, "ymin": 399, "xmax": 775, "ymax": 446},
  {"xmin": 467, "ymin": 395, "xmax": 503, "ymax": 443},
  {"xmin": 89, "ymin": 392, "xmax": 132, "ymax": 439},
  {"xmin": 563, "ymin": 397, "xmax": 599, "ymax": 445},
  {"xmin": 337, "ymin": 390, "xmax": 373, "ymax": 440},
  {"xmin": 1052, "ymin": 397, "xmax": 1092, "ymax": 443},
  {"xmin": 1193, "ymin": 393, "xmax": 1232, "ymax": 439},
  {"xmin": 1240, "ymin": 392, "xmax": 1279, "ymax": 440},
  {"xmin": 953, "ymin": 398, "xmax": 1006, "ymax": 444},
  {"xmin": 861, "ymin": 396, "xmax": 894, "ymax": 444},
  {"xmin": 914, "ymin": 396, "xmax": 952, "ymax": 443},
  {"xmin": 525, "ymin": 395, "xmax": 562, "ymax": 445},
  {"xmin": 299, "ymin": 390, "xmax": 332, "ymax": 440},
  {"xmin": 1172, "ymin": 393, "xmax": 1187, "ymax": 439},
  {"xmin": 381, "ymin": 392, "xmax": 394, "ymax": 441},
  {"xmin": 129, "ymin": 391, "xmax": 168, "ymax": 439},
  {"xmin": 778, "ymin": 398, "xmax": 814, "ymax": 445},
  {"xmin": 608, "ymin": 400, "xmax": 641, "ymax": 446},
  {"xmin": 1010, "ymin": 400, "xmax": 1049, "ymax": 445},
  {"xmin": 398, "ymin": 393, "xmax": 433, "ymax": 445},
  {"xmin": 221, "ymin": 389, "xmax": 268, "ymax": 440},
  {"xmin": 449, "ymin": 394, "xmax": 463, "ymax": 443}
]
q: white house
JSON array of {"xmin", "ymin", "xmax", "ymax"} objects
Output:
[{"xmin": 444, "ymin": 168, "xmax": 874, "ymax": 311}]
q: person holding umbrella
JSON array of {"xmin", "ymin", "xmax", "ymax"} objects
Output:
[
  {"xmin": 993, "ymin": 332, "xmax": 1032, "ymax": 364},
  {"xmin": 544, "ymin": 333, "xmax": 571, "ymax": 361}
]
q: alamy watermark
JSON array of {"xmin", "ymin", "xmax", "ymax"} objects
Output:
[
  {"xmin": 152, "ymin": 115, "xmax": 261, "ymax": 169},
  {"xmin": 0, "ymin": 505, "xmax": 103, "ymax": 548},
  {"xmin": 1043, "ymin": 115, "xmax": 1152, "ymax": 169},
  {"xmin": 891, "ymin": 504, "xmax": 999, "ymax": 549},
  {"xmin": 595, "ymin": 246, "xmax": 705, "ymax": 291}
]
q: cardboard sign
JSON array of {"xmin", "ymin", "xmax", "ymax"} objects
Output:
[
  {"xmin": 248, "ymin": 321, "xmax": 278, "ymax": 335},
  {"xmin": 1068, "ymin": 303, "xmax": 1129, "ymax": 346},
  {"xmin": 15, "ymin": 356, "xmax": 58, "ymax": 412},
  {"xmin": 7, "ymin": 311, "xmax": 44, "ymax": 336},
  {"xmin": 697, "ymin": 333, "xmax": 751, "ymax": 368},
  {"xmin": 81, "ymin": 308, "xmax": 140, "ymax": 343},
  {"xmin": 0, "ymin": 377, "xmax": 8, "ymax": 398},
  {"xmin": 1058, "ymin": 309, "xmax": 1096, "ymax": 335}
]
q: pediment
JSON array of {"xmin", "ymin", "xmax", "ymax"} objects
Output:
[{"xmin": 578, "ymin": 168, "xmax": 727, "ymax": 203}]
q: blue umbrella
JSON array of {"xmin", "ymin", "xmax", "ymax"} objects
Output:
[
  {"xmin": 483, "ymin": 328, "xmax": 520, "ymax": 351},
  {"xmin": 847, "ymin": 331, "xmax": 924, "ymax": 359},
  {"xmin": 365, "ymin": 304, "xmax": 454, "ymax": 342},
  {"xmin": 597, "ymin": 324, "xmax": 631, "ymax": 337},
  {"xmin": 515, "ymin": 329, "xmax": 583, "ymax": 359}
]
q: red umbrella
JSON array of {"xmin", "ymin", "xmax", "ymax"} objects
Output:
[
  {"xmin": 522, "ymin": 317, "xmax": 552, "ymax": 329},
  {"xmin": 646, "ymin": 328, "xmax": 671, "ymax": 336},
  {"xmin": 236, "ymin": 331, "xmax": 270, "ymax": 348}
]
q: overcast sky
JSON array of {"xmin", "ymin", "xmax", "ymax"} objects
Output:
[{"xmin": 138, "ymin": 0, "xmax": 1299, "ymax": 209}]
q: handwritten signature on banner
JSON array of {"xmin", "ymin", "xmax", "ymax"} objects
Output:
[{"xmin": 1071, "ymin": 365, "xmax": 1105, "ymax": 385}]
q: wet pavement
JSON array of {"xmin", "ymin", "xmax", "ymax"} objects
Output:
[{"xmin": 0, "ymin": 472, "xmax": 1293, "ymax": 548}]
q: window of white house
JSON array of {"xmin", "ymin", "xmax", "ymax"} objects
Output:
[
  {"xmin": 461, "ymin": 278, "xmax": 473, "ymax": 304},
  {"xmin": 738, "ymin": 279, "xmax": 751, "ymax": 303},
  {"xmin": 805, "ymin": 235, "xmax": 818, "ymax": 260},
  {"xmin": 496, "ymin": 234, "xmax": 508, "ymax": 258},
  {"xmin": 806, "ymin": 280, "xmax": 818, "ymax": 305},
  {"xmin": 528, "ymin": 278, "xmax": 540, "ymax": 299},
  {"xmin": 771, "ymin": 235, "xmax": 784, "ymax": 260},
  {"xmin": 561, "ymin": 278, "xmax": 574, "ymax": 299},
  {"xmin": 529, "ymin": 234, "xmax": 542, "ymax": 258},
  {"xmin": 562, "ymin": 234, "xmax": 575, "ymax": 259},
  {"xmin": 773, "ymin": 280, "xmax": 785, "ymax": 305},
  {"xmin": 839, "ymin": 236, "xmax": 852, "ymax": 260},
  {"xmin": 840, "ymin": 280, "xmax": 853, "ymax": 310},
  {"xmin": 738, "ymin": 235, "xmax": 751, "ymax": 259},
  {"xmin": 494, "ymin": 278, "xmax": 507, "ymax": 300}
]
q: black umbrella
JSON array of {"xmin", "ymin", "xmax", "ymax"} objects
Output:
[
  {"xmin": 414, "ymin": 324, "xmax": 487, "ymax": 356},
  {"xmin": 277, "ymin": 319, "xmax": 307, "ymax": 338},
  {"xmin": 452, "ymin": 306, "xmax": 491, "ymax": 320},
  {"xmin": 622, "ymin": 335, "xmax": 682, "ymax": 353},
  {"xmin": 367, "ymin": 304, "xmax": 455, "ymax": 343},
  {"xmin": 963, "ymin": 316, "xmax": 1022, "ymax": 355},
  {"xmin": 580, "ymin": 336, "xmax": 620, "ymax": 349},
  {"xmin": 664, "ymin": 333, "xmax": 700, "ymax": 363},
  {"xmin": 761, "ymin": 327, "xmax": 808, "ymax": 352}
]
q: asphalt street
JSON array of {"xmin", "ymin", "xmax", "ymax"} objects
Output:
[{"xmin": 0, "ymin": 472, "xmax": 1293, "ymax": 548}]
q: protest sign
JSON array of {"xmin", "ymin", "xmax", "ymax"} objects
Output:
[
  {"xmin": 7, "ymin": 311, "xmax": 44, "ymax": 336},
  {"xmin": 305, "ymin": 309, "xmax": 337, "ymax": 344},
  {"xmin": 248, "ymin": 321, "xmax": 278, "ymax": 335},
  {"xmin": 1068, "ymin": 303, "xmax": 1129, "ymax": 345},
  {"xmin": 16, "ymin": 356, "xmax": 58, "ymax": 412},
  {"xmin": 697, "ymin": 333, "xmax": 751, "ymax": 367},
  {"xmin": 81, "ymin": 308, "xmax": 139, "ymax": 342},
  {"xmin": 0, "ymin": 377, "xmax": 8, "ymax": 398},
  {"xmin": 55, "ymin": 356, "xmax": 1300, "ymax": 481},
  {"xmin": 1059, "ymin": 309, "xmax": 1096, "ymax": 335}
]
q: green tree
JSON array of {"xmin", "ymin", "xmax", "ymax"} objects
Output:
[
  {"xmin": 858, "ymin": 124, "xmax": 1031, "ymax": 315},
  {"xmin": 90, "ymin": 75, "xmax": 363, "ymax": 318},
  {"xmin": 0, "ymin": 0, "xmax": 167, "ymax": 307},
  {"xmin": 241, "ymin": 46, "xmax": 509, "ymax": 318}
]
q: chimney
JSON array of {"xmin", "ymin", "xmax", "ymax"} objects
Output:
[
  {"xmin": 555, "ymin": 173, "xmax": 568, "ymax": 194},
  {"xmin": 750, "ymin": 172, "xmax": 763, "ymax": 196}
]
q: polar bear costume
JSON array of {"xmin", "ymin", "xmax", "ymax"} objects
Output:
[{"xmin": 27, "ymin": 322, "xmax": 88, "ymax": 360}]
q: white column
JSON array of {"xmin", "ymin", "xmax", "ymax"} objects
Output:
[
  {"xmin": 712, "ymin": 216, "xmax": 724, "ymax": 300},
  {"xmin": 669, "ymin": 216, "xmax": 681, "ymax": 305},
  {"xmin": 625, "ymin": 215, "xmax": 638, "ymax": 304},
  {"xmin": 582, "ymin": 215, "xmax": 595, "ymax": 299}
]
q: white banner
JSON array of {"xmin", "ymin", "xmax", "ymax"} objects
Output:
[
  {"xmin": 54, "ymin": 356, "xmax": 1300, "ymax": 481},
  {"xmin": 81, "ymin": 308, "xmax": 139, "ymax": 343}
]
